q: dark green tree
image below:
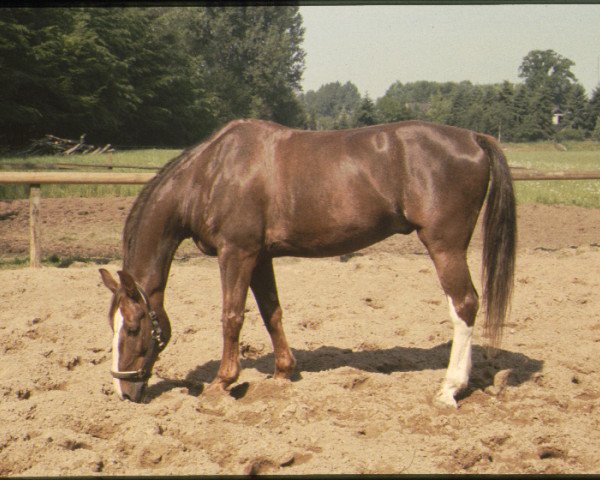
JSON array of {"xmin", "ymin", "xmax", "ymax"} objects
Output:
[
  {"xmin": 186, "ymin": 6, "xmax": 306, "ymax": 127},
  {"xmin": 586, "ymin": 85, "xmax": 600, "ymax": 135},
  {"xmin": 562, "ymin": 83, "xmax": 590, "ymax": 131},
  {"xmin": 354, "ymin": 95, "xmax": 377, "ymax": 127},
  {"xmin": 498, "ymin": 81, "xmax": 517, "ymax": 140},
  {"xmin": 511, "ymin": 84, "xmax": 545, "ymax": 141},
  {"xmin": 0, "ymin": 9, "xmax": 77, "ymax": 145},
  {"xmin": 118, "ymin": 8, "xmax": 217, "ymax": 146},
  {"xmin": 0, "ymin": 6, "xmax": 307, "ymax": 148}
]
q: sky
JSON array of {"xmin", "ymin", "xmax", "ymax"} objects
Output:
[{"xmin": 299, "ymin": 4, "xmax": 600, "ymax": 99}]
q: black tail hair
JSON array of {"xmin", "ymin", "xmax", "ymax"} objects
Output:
[{"xmin": 477, "ymin": 134, "xmax": 517, "ymax": 348}]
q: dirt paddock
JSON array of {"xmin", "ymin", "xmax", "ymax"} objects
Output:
[{"xmin": 0, "ymin": 198, "xmax": 599, "ymax": 474}]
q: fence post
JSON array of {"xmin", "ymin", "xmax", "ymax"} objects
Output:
[{"xmin": 29, "ymin": 184, "xmax": 42, "ymax": 268}]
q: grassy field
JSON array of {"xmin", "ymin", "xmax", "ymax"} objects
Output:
[
  {"xmin": 505, "ymin": 142, "xmax": 600, "ymax": 208},
  {"xmin": 1, "ymin": 142, "xmax": 600, "ymax": 207},
  {"xmin": 0, "ymin": 149, "xmax": 181, "ymax": 199}
]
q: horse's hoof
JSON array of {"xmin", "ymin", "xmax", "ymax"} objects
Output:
[
  {"xmin": 273, "ymin": 370, "xmax": 294, "ymax": 380},
  {"xmin": 204, "ymin": 381, "xmax": 229, "ymax": 396},
  {"xmin": 434, "ymin": 390, "xmax": 458, "ymax": 409}
]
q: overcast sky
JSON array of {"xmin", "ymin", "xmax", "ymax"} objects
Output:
[{"xmin": 299, "ymin": 4, "xmax": 600, "ymax": 99}]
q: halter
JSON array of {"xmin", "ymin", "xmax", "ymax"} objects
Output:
[{"xmin": 110, "ymin": 283, "xmax": 167, "ymax": 382}]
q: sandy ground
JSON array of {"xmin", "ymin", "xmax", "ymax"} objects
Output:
[{"xmin": 1, "ymin": 198, "xmax": 600, "ymax": 475}]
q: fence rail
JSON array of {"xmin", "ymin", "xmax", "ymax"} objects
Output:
[
  {"xmin": 0, "ymin": 162, "xmax": 160, "ymax": 172},
  {"xmin": 1, "ymin": 169, "xmax": 600, "ymax": 268},
  {"xmin": 3, "ymin": 169, "xmax": 600, "ymax": 186},
  {"xmin": 0, "ymin": 171, "xmax": 155, "ymax": 185}
]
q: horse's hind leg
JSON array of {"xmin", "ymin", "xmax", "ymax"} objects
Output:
[
  {"xmin": 250, "ymin": 258, "xmax": 296, "ymax": 379},
  {"xmin": 209, "ymin": 247, "xmax": 258, "ymax": 392},
  {"xmin": 419, "ymin": 231, "xmax": 479, "ymax": 408}
]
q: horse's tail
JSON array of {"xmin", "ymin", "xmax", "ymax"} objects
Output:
[{"xmin": 476, "ymin": 134, "xmax": 517, "ymax": 349}]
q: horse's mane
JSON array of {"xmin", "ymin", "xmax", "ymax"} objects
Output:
[
  {"xmin": 122, "ymin": 147, "xmax": 193, "ymax": 266},
  {"xmin": 122, "ymin": 120, "xmax": 259, "ymax": 267}
]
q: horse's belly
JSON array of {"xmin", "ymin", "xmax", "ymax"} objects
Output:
[{"xmin": 265, "ymin": 214, "xmax": 414, "ymax": 258}]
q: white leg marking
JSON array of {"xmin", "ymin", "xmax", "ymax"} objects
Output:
[
  {"xmin": 112, "ymin": 310, "xmax": 124, "ymax": 400},
  {"xmin": 436, "ymin": 296, "xmax": 473, "ymax": 408}
]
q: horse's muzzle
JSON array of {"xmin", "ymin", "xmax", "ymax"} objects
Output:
[{"xmin": 115, "ymin": 379, "xmax": 146, "ymax": 402}]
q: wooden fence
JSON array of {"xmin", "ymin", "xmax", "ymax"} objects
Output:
[{"xmin": 1, "ymin": 169, "xmax": 600, "ymax": 268}]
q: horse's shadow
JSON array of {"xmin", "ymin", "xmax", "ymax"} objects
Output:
[{"xmin": 145, "ymin": 342, "xmax": 543, "ymax": 402}]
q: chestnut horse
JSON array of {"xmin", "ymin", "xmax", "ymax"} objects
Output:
[{"xmin": 100, "ymin": 119, "xmax": 516, "ymax": 407}]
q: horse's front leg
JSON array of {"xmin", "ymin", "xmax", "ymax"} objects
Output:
[{"xmin": 208, "ymin": 247, "xmax": 258, "ymax": 392}]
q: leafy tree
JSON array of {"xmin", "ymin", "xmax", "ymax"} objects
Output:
[
  {"xmin": 376, "ymin": 80, "xmax": 446, "ymax": 122},
  {"xmin": 426, "ymin": 91, "xmax": 452, "ymax": 124},
  {"xmin": 518, "ymin": 49, "xmax": 577, "ymax": 109},
  {"xmin": 299, "ymin": 81, "xmax": 361, "ymax": 130},
  {"xmin": 375, "ymin": 82, "xmax": 416, "ymax": 123},
  {"xmin": 186, "ymin": 6, "xmax": 306, "ymax": 127},
  {"xmin": 333, "ymin": 107, "xmax": 352, "ymax": 129},
  {"xmin": 0, "ymin": 6, "xmax": 307, "ymax": 149}
]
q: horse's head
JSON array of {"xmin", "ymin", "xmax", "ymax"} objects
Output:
[{"xmin": 99, "ymin": 269, "xmax": 168, "ymax": 402}]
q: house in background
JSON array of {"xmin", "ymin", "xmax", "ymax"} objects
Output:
[{"xmin": 552, "ymin": 106, "xmax": 564, "ymax": 126}]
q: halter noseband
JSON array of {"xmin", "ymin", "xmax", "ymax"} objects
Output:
[{"xmin": 110, "ymin": 283, "xmax": 167, "ymax": 382}]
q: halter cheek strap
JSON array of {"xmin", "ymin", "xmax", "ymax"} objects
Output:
[{"xmin": 110, "ymin": 284, "xmax": 167, "ymax": 382}]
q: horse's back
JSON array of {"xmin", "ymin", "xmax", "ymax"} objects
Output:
[{"xmin": 186, "ymin": 119, "xmax": 492, "ymax": 257}]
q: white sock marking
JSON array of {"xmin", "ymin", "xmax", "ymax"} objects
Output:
[
  {"xmin": 437, "ymin": 296, "xmax": 473, "ymax": 406},
  {"xmin": 112, "ymin": 310, "xmax": 124, "ymax": 399}
]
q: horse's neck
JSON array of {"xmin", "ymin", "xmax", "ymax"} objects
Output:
[{"xmin": 123, "ymin": 201, "xmax": 185, "ymax": 299}]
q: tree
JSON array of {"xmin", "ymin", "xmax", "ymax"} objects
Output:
[
  {"xmin": 512, "ymin": 84, "xmax": 545, "ymax": 141},
  {"xmin": 587, "ymin": 85, "xmax": 600, "ymax": 135},
  {"xmin": 186, "ymin": 6, "xmax": 306, "ymax": 127},
  {"xmin": 562, "ymin": 83, "xmax": 590, "ymax": 132},
  {"xmin": 375, "ymin": 80, "xmax": 446, "ymax": 123},
  {"xmin": 518, "ymin": 49, "xmax": 577, "ymax": 108},
  {"xmin": 0, "ymin": 9, "xmax": 77, "ymax": 145},
  {"xmin": 375, "ymin": 82, "xmax": 414, "ymax": 123},
  {"xmin": 591, "ymin": 117, "xmax": 600, "ymax": 141},
  {"xmin": 118, "ymin": 8, "xmax": 217, "ymax": 146},
  {"xmin": 426, "ymin": 91, "xmax": 452, "ymax": 125},
  {"xmin": 354, "ymin": 95, "xmax": 377, "ymax": 127},
  {"xmin": 0, "ymin": 6, "xmax": 307, "ymax": 148},
  {"xmin": 448, "ymin": 81, "xmax": 476, "ymax": 129},
  {"xmin": 299, "ymin": 81, "xmax": 361, "ymax": 130},
  {"xmin": 491, "ymin": 81, "xmax": 517, "ymax": 142}
]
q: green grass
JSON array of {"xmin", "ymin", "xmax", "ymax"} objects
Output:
[
  {"xmin": 0, "ymin": 254, "xmax": 112, "ymax": 270},
  {"xmin": 505, "ymin": 144, "xmax": 600, "ymax": 208},
  {"xmin": 0, "ymin": 149, "xmax": 181, "ymax": 199}
]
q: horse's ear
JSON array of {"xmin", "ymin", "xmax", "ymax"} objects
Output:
[
  {"xmin": 99, "ymin": 268, "xmax": 119, "ymax": 293},
  {"xmin": 117, "ymin": 270, "xmax": 138, "ymax": 298}
]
